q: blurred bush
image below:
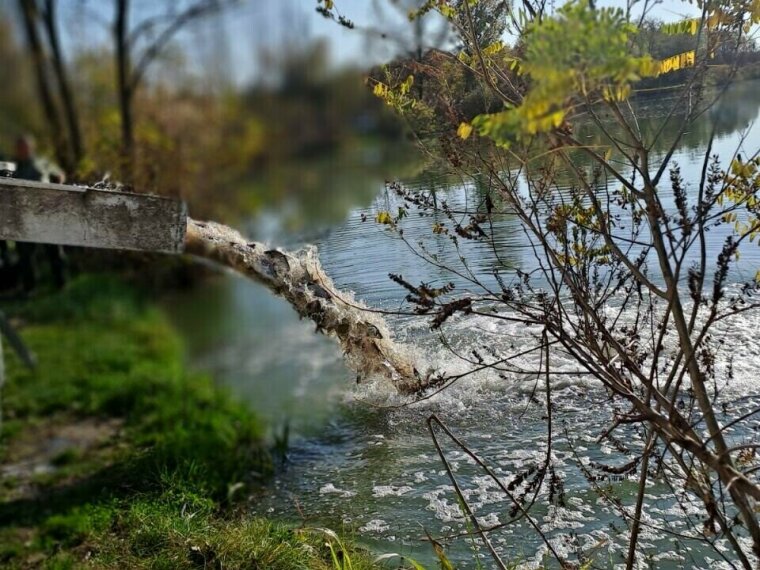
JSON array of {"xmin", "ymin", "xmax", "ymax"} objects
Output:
[{"xmin": 0, "ymin": 10, "xmax": 404, "ymax": 221}]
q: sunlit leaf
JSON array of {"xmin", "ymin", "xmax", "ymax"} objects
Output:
[{"xmin": 457, "ymin": 122, "xmax": 473, "ymax": 139}]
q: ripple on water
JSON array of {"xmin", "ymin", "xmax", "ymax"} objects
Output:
[{"xmin": 209, "ymin": 95, "xmax": 760, "ymax": 567}]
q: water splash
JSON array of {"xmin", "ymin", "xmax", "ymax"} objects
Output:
[{"xmin": 184, "ymin": 218, "xmax": 428, "ymax": 394}]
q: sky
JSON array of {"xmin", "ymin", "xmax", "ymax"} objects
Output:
[
  {"xmin": 224, "ymin": 0, "xmax": 703, "ymax": 84},
  {"xmin": 302, "ymin": 0, "xmax": 702, "ymax": 56},
  {"xmin": 43, "ymin": 0, "xmax": 705, "ymax": 87}
]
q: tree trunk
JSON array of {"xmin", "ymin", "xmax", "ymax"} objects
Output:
[
  {"xmin": 114, "ymin": 0, "xmax": 134, "ymax": 181},
  {"xmin": 18, "ymin": 0, "xmax": 69, "ymax": 171},
  {"xmin": 42, "ymin": 0, "xmax": 84, "ymax": 172}
]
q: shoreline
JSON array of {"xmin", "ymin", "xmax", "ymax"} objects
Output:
[{"xmin": 0, "ymin": 275, "xmax": 377, "ymax": 569}]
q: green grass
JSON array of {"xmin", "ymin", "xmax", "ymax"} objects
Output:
[{"xmin": 0, "ymin": 275, "xmax": 379, "ymax": 569}]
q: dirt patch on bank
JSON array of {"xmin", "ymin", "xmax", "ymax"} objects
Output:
[{"xmin": 1, "ymin": 416, "xmax": 124, "ymax": 499}]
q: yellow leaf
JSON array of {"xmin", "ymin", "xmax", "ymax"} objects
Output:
[
  {"xmin": 457, "ymin": 122, "xmax": 473, "ymax": 140},
  {"xmin": 549, "ymin": 110, "xmax": 565, "ymax": 128},
  {"xmin": 482, "ymin": 41, "xmax": 504, "ymax": 56},
  {"xmin": 440, "ymin": 5, "xmax": 455, "ymax": 18},
  {"xmin": 399, "ymin": 75, "xmax": 414, "ymax": 95}
]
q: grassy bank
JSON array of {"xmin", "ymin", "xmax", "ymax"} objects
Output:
[{"xmin": 0, "ymin": 276, "xmax": 377, "ymax": 569}]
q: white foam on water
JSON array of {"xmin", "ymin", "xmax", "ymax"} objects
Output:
[
  {"xmin": 422, "ymin": 486, "xmax": 466, "ymax": 523},
  {"xmin": 245, "ymin": 265, "xmax": 760, "ymax": 568},
  {"xmin": 358, "ymin": 519, "xmax": 390, "ymax": 533},
  {"xmin": 346, "ymin": 283, "xmax": 760, "ymax": 415},
  {"xmin": 413, "ymin": 471, "xmax": 428, "ymax": 483},
  {"xmin": 371, "ymin": 485, "xmax": 413, "ymax": 498},
  {"xmin": 319, "ymin": 483, "xmax": 356, "ymax": 498}
]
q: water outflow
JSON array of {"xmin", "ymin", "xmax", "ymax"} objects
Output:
[{"xmin": 184, "ymin": 218, "xmax": 428, "ymax": 395}]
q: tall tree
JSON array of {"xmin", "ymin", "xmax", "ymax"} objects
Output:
[
  {"xmin": 0, "ymin": 16, "xmax": 39, "ymax": 139},
  {"xmin": 40, "ymin": 0, "xmax": 83, "ymax": 170},
  {"xmin": 114, "ymin": 0, "xmax": 131, "ymax": 175},
  {"xmin": 17, "ymin": 0, "xmax": 67, "ymax": 170},
  {"xmin": 16, "ymin": 0, "xmax": 84, "ymax": 174},
  {"xmin": 111, "ymin": 0, "xmax": 236, "ymax": 181}
]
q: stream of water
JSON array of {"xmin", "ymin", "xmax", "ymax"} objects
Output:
[{"xmin": 165, "ymin": 82, "xmax": 760, "ymax": 569}]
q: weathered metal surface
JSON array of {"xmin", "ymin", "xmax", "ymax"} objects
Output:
[{"xmin": 0, "ymin": 178, "xmax": 187, "ymax": 253}]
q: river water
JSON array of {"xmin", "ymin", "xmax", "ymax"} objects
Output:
[{"xmin": 165, "ymin": 82, "xmax": 760, "ymax": 569}]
